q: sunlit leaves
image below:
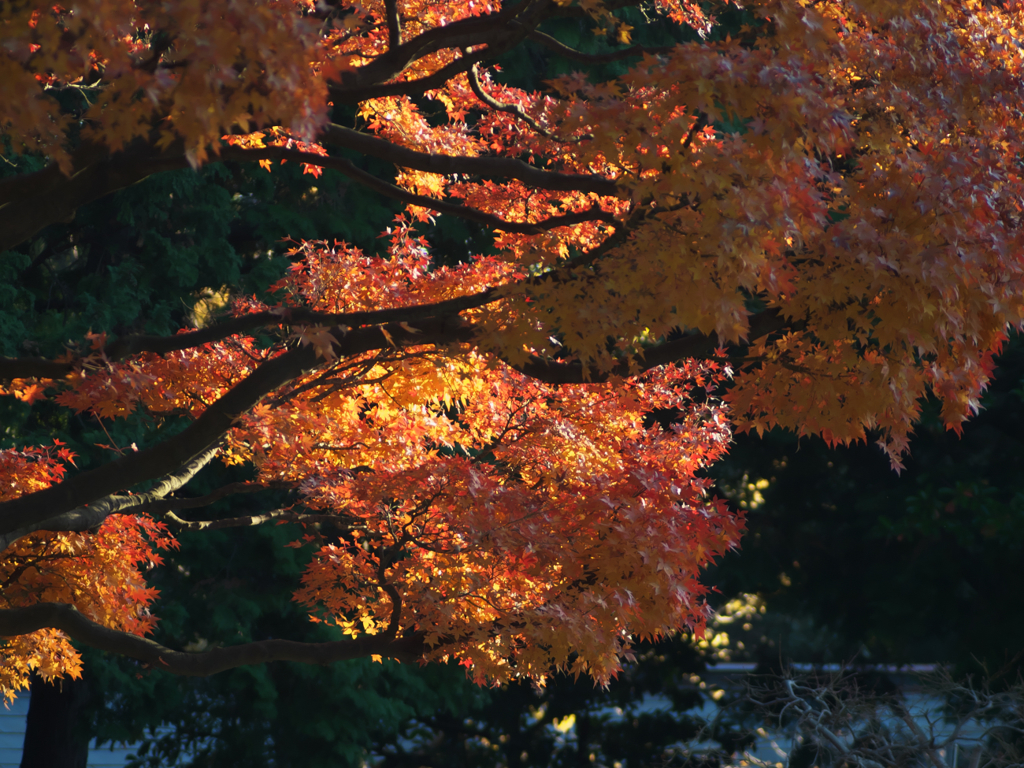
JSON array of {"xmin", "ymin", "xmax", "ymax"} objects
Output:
[
  {"xmin": 288, "ymin": 354, "xmax": 738, "ymax": 685},
  {"xmin": 0, "ymin": 447, "xmax": 176, "ymax": 702},
  {"xmin": 2, "ymin": 237, "xmax": 740, "ymax": 688},
  {"xmin": 0, "ymin": 0, "xmax": 333, "ymax": 171}
]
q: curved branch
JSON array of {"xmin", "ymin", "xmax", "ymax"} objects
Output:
[
  {"xmin": 468, "ymin": 63, "xmax": 560, "ymax": 140},
  {"xmin": 0, "ymin": 141, "xmax": 112, "ymax": 209},
  {"xmin": 0, "ymin": 302, "xmax": 789, "ymax": 533},
  {"xmin": 0, "ymin": 603, "xmax": 428, "ymax": 674},
  {"xmin": 0, "ymin": 445, "xmax": 223, "ymax": 553},
  {"xmin": 0, "ymin": 346, "xmax": 311, "ymax": 535},
  {"xmin": 222, "ymin": 145, "xmax": 618, "ymax": 233},
  {"xmin": 164, "ymin": 508, "xmax": 348, "ymax": 532},
  {"xmin": 143, "ymin": 482, "xmax": 281, "ymax": 516},
  {"xmin": 4, "ymin": 224, "xmax": 683, "ymax": 383},
  {"xmin": 0, "ymin": 101, "xmax": 614, "ymax": 256},
  {"xmin": 0, "ymin": 290, "xmax": 499, "ymax": 381},
  {"xmin": 0, "ymin": 315, "xmax": 475, "ymax": 536},
  {"xmin": 106, "ymin": 293, "xmax": 492, "ymax": 359},
  {"xmin": 332, "ymin": 0, "xmax": 552, "ymax": 96},
  {"xmin": 320, "ymin": 123, "xmax": 619, "ymax": 196},
  {"xmin": 332, "ymin": 45, "xmax": 498, "ymax": 103},
  {"xmin": 0, "ymin": 141, "xmax": 189, "ymax": 252},
  {"xmin": 510, "ymin": 308, "xmax": 793, "ymax": 384}
]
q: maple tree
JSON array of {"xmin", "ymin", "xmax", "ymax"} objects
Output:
[{"xmin": 0, "ymin": 0, "xmax": 1023, "ymax": 704}]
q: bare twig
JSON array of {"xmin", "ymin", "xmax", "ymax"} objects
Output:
[
  {"xmin": 164, "ymin": 508, "xmax": 352, "ymax": 532},
  {"xmin": 525, "ymin": 28, "xmax": 673, "ymax": 64}
]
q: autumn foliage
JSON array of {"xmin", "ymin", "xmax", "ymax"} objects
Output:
[{"xmin": 0, "ymin": 0, "xmax": 1022, "ymax": 699}]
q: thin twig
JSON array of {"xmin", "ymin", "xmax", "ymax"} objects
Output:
[{"xmin": 164, "ymin": 508, "xmax": 353, "ymax": 532}]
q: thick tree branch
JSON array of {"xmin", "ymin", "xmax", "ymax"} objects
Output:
[
  {"xmin": 0, "ymin": 346, "xmax": 311, "ymax": 535},
  {"xmin": 0, "ymin": 143, "xmax": 105, "ymax": 209},
  {"xmin": 331, "ymin": 45, "xmax": 499, "ymax": 103},
  {"xmin": 0, "ymin": 356, "xmax": 74, "ymax": 380},
  {"xmin": 0, "ymin": 603, "xmax": 428, "ymax": 673},
  {"xmin": 0, "ymin": 142, "xmax": 189, "ymax": 253},
  {"xmin": 384, "ymin": 0, "xmax": 401, "ymax": 48},
  {"xmin": 0, "ymin": 316, "xmax": 474, "ymax": 536},
  {"xmin": 0, "ymin": 445, "xmax": 223, "ymax": 553},
  {"xmin": 0, "ymin": 299, "xmax": 790, "ymax": 538},
  {"xmin": 5, "ymin": 232, "xmax": 687, "ymax": 381},
  {"xmin": 331, "ymin": 0, "xmax": 551, "ymax": 96}
]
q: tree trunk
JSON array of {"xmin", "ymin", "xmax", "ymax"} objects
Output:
[{"xmin": 20, "ymin": 673, "xmax": 89, "ymax": 768}]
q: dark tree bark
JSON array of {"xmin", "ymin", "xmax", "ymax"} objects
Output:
[{"xmin": 20, "ymin": 673, "xmax": 90, "ymax": 768}]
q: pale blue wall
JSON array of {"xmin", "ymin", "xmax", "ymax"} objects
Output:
[{"xmin": 0, "ymin": 695, "xmax": 140, "ymax": 767}]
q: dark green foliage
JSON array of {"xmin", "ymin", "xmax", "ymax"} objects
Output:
[
  {"xmin": 708, "ymin": 333, "xmax": 1024, "ymax": 679},
  {"xmin": 0, "ymin": 156, "xmax": 402, "ymax": 356}
]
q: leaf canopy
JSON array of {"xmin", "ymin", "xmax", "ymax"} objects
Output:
[{"xmin": 0, "ymin": 0, "xmax": 1022, "ymax": 697}]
